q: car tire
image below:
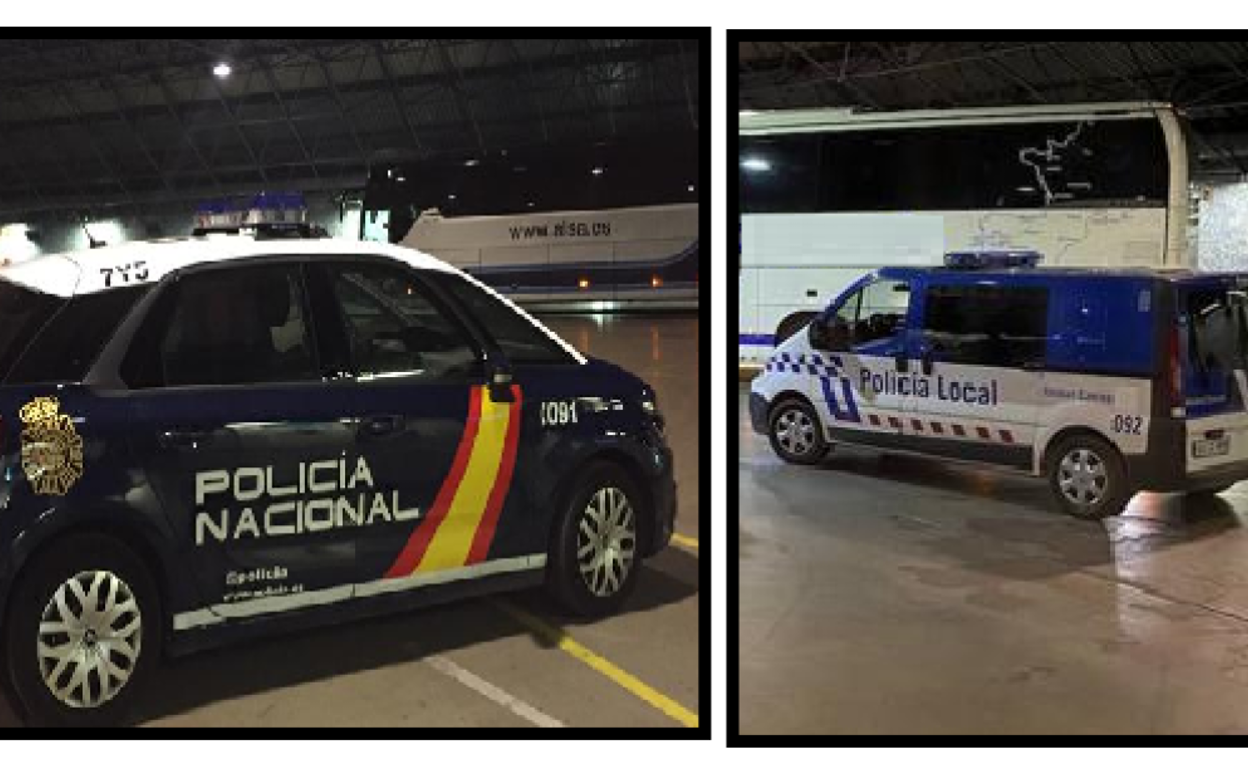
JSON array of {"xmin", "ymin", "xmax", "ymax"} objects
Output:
[
  {"xmin": 768, "ymin": 398, "xmax": 829, "ymax": 465},
  {"xmin": 1046, "ymin": 434, "xmax": 1131, "ymax": 520},
  {"xmin": 4, "ymin": 533, "xmax": 161, "ymax": 727},
  {"xmin": 546, "ymin": 462, "xmax": 645, "ymax": 618}
]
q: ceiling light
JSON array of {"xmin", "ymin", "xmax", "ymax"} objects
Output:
[
  {"xmin": 395, "ymin": 175, "xmax": 406, "ymax": 182},
  {"xmin": 741, "ymin": 157, "xmax": 771, "ymax": 173},
  {"xmin": 687, "ymin": 184, "xmax": 695, "ymax": 192},
  {"xmin": 448, "ymin": 194, "xmax": 457, "ymax": 200},
  {"xmin": 591, "ymin": 166, "xmax": 605, "ymax": 176},
  {"xmin": 464, "ymin": 158, "xmax": 480, "ymax": 167},
  {"xmin": 213, "ymin": 62, "xmax": 232, "ymax": 79}
]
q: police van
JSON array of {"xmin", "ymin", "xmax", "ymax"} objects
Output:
[
  {"xmin": 0, "ymin": 218, "xmax": 674, "ymax": 725},
  {"xmin": 750, "ymin": 250, "xmax": 1248, "ymax": 520}
]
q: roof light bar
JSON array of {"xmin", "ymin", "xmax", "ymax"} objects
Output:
[{"xmin": 944, "ymin": 250, "xmax": 1044, "ymax": 270}]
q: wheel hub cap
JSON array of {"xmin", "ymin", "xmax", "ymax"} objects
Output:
[
  {"xmin": 775, "ymin": 409, "xmax": 815, "ymax": 456},
  {"xmin": 1058, "ymin": 448, "xmax": 1108, "ymax": 506},
  {"xmin": 37, "ymin": 570, "xmax": 143, "ymax": 710},
  {"xmin": 576, "ymin": 486, "xmax": 637, "ymax": 598}
]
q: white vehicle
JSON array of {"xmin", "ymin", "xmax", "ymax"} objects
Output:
[
  {"xmin": 739, "ymin": 101, "xmax": 1190, "ymax": 366},
  {"xmin": 749, "ymin": 251, "xmax": 1248, "ymax": 520},
  {"xmin": 402, "ymin": 203, "xmax": 698, "ymax": 312}
]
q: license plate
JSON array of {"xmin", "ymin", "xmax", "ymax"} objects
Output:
[{"xmin": 1193, "ymin": 436, "xmax": 1231, "ymax": 458}]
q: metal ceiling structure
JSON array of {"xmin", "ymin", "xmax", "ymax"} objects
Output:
[
  {"xmin": 0, "ymin": 38, "xmax": 700, "ymax": 218},
  {"xmin": 738, "ymin": 41, "xmax": 1248, "ymax": 178}
]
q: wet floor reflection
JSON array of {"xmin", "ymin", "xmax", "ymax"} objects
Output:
[{"xmin": 739, "ymin": 385, "xmax": 1248, "ymax": 733}]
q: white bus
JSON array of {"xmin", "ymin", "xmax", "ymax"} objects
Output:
[
  {"xmin": 403, "ymin": 203, "xmax": 698, "ymax": 312},
  {"xmin": 738, "ymin": 101, "xmax": 1190, "ymax": 366}
]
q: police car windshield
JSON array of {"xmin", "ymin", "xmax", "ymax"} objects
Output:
[{"xmin": 430, "ymin": 274, "xmax": 576, "ymax": 365}]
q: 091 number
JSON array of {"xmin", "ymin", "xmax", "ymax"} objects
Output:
[{"xmin": 540, "ymin": 400, "xmax": 578, "ymax": 426}]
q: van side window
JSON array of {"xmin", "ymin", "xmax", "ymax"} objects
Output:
[
  {"xmin": 923, "ymin": 284, "xmax": 1049, "ymax": 367},
  {"xmin": 834, "ymin": 279, "xmax": 911, "ymax": 349}
]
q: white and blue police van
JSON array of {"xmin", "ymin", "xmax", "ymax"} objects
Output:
[{"xmin": 749, "ymin": 250, "xmax": 1248, "ymax": 520}]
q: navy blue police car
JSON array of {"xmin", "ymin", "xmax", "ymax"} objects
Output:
[{"xmin": 0, "ymin": 231, "xmax": 674, "ymax": 725}]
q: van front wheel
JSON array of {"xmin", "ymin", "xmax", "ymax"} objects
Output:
[
  {"xmin": 1047, "ymin": 435, "xmax": 1130, "ymax": 520},
  {"xmin": 768, "ymin": 399, "xmax": 828, "ymax": 465}
]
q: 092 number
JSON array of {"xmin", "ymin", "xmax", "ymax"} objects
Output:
[{"xmin": 1112, "ymin": 415, "xmax": 1143, "ymax": 435}]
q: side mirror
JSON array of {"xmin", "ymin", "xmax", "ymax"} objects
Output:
[
  {"xmin": 487, "ymin": 357, "xmax": 516, "ymax": 403},
  {"xmin": 808, "ymin": 318, "xmax": 829, "ymax": 350},
  {"xmin": 809, "ymin": 317, "xmax": 850, "ymax": 351}
]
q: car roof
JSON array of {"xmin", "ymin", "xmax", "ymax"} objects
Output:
[{"xmin": 0, "ymin": 235, "xmax": 459, "ymax": 298}]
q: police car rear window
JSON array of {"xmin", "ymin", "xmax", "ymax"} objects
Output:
[
  {"xmin": 4, "ymin": 285, "xmax": 149, "ymax": 385},
  {"xmin": 0, "ymin": 280, "xmax": 64, "ymax": 382}
]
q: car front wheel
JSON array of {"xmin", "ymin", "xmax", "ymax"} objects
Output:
[{"xmin": 546, "ymin": 462, "xmax": 645, "ymax": 617}]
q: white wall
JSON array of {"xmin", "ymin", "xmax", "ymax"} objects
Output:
[{"xmin": 1195, "ymin": 181, "xmax": 1248, "ymax": 272}]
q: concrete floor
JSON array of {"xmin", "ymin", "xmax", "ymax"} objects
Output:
[
  {"xmin": 0, "ymin": 314, "xmax": 699, "ymax": 728},
  {"xmin": 741, "ymin": 385, "xmax": 1248, "ymax": 735}
]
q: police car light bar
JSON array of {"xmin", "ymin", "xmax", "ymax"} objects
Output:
[
  {"xmin": 944, "ymin": 250, "xmax": 1044, "ymax": 270},
  {"xmin": 193, "ymin": 192, "xmax": 324, "ymax": 237}
]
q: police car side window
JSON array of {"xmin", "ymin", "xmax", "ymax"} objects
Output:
[
  {"xmin": 328, "ymin": 266, "xmax": 479, "ymax": 381},
  {"xmin": 123, "ymin": 265, "xmax": 317, "ymax": 388},
  {"xmin": 923, "ymin": 284, "xmax": 1049, "ymax": 367}
]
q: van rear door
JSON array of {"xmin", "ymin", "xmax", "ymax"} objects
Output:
[{"xmin": 1178, "ymin": 277, "xmax": 1248, "ymax": 474}]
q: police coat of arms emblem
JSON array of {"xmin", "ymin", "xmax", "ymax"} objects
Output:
[{"xmin": 19, "ymin": 396, "xmax": 84, "ymax": 496}]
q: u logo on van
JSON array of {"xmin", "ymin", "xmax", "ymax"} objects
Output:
[{"xmin": 817, "ymin": 355, "xmax": 862, "ymax": 424}]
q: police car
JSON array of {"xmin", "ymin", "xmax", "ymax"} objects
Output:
[
  {"xmin": 0, "ymin": 219, "xmax": 674, "ymax": 725},
  {"xmin": 751, "ymin": 250, "xmax": 1248, "ymax": 520}
]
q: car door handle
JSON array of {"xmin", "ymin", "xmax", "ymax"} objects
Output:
[
  {"xmin": 159, "ymin": 429, "xmax": 214, "ymax": 448},
  {"xmin": 360, "ymin": 414, "xmax": 404, "ymax": 437}
]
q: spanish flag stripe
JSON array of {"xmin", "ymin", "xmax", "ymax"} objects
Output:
[
  {"xmin": 383, "ymin": 387, "xmax": 483, "ymax": 578},
  {"xmin": 466, "ymin": 386, "xmax": 524, "ymax": 565},
  {"xmin": 413, "ymin": 388, "xmax": 513, "ymax": 573}
]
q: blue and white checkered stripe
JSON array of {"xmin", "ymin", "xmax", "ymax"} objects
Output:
[
  {"xmin": 764, "ymin": 352, "xmax": 841, "ymax": 378},
  {"xmin": 765, "ymin": 352, "xmax": 861, "ymax": 424}
]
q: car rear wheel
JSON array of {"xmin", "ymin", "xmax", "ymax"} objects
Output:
[
  {"xmin": 4, "ymin": 533, "xmax": 161, "ymax": 727},
  {"xmin": 1047, "ymin": 435, "xmax": 1130, "ymax": 520},
  {"xmin": 768, "ymin": 398, "xmax": 828, "ymax": 465},
  {"xmin": 546, "ymin": 462, "xmax": 644, "ymax": 618}
]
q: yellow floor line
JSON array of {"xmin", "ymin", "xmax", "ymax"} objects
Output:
[
  {"xmin": 670, "ymin": 532, "xmax": 699, "ymax": 552},
  {"xmin": 494, "ymin": 600, "xmax": 699, "ymax": 728}
]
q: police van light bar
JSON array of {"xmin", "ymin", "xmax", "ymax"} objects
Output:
[{"xmin": 944, "ymin": 250, "xmax": 1044, "ymax": 270}]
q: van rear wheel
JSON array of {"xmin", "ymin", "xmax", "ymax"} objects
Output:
[{"xmin": 1047, "ymin": 435, "xmax": 1130, "ymax": 520}]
